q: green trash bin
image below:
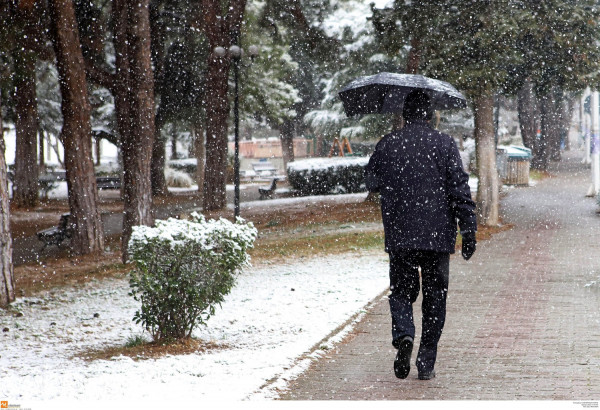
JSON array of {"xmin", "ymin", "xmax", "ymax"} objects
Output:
[{"xmin": 496, "ymin": 145, "xmax": 532, "ymax": 186}]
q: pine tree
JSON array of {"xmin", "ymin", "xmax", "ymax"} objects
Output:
[
  {"xmin": 258, "ymin": 0, "xmax": 341, "ymax": 161},
  {"xmin": 420, "ymin": 0, "xmax": 524, "ymax": 226},
  {"xmin": 0, "ymin": 88, "xmax": 14, "ymax": 309},
  {"xmin": 197, "ymin": 0, "xmax": 247, "ymax": 211},
  {"xmin": 48, "ymin": 0, "xmax": 105, "ymax": 255},
  {"xmin": 112, "ymin": 0, "xmax": 156, "ymax": 261},
  {"xmin": 10, "ymin": 0, "xmax": 45, "ymax": 208},
  {"xmin": 512, "ymin": 0, "xmax": 600, "ymax": 169}
]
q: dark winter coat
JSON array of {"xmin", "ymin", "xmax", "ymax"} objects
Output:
[{"xmin": 365, "ymin": 120, "xmax": 476, "ymax": 253}]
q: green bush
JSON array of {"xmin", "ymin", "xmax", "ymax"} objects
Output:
[
  {"xmin": 287, "ymin": 157, "xmax": 369, "ymax": 196},
  {"xmin": 128, "ymin": 213, "xmax": 258, "ymax": 343},
  {"xmin": 167, "ymin": 159, "xmax": 197, "ymax": 176}
]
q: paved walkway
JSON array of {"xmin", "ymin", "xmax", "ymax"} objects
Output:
[{"xmin": 279, "ymin": 151, "xmax": 600, "ymax": 400}]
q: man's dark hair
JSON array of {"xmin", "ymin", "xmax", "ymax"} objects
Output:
[{"xmin": 402, "ymin": 89, "xmax": 432, "ymax": 122}]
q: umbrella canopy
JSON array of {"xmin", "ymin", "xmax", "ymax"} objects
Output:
[{"xmin": 338, "ymin": 72, "xmax": 467, "ymax": 117}]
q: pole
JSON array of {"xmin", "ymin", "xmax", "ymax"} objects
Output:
[
  {"xmin": 591, "ymin": 91, "xmax": 600, "ymax": 197},
  {"xmin": 583, "ymin": 89, "xmax": 591, "ymax": 165},
  {"xmin": 494, "ymin": 95, "xmax": 500, "ymax": 147},
  {"xmin": 233, "ymin": 57, "xmax": 240, "ymax": 218}
]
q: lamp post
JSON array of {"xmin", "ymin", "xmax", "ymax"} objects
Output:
[{"xmin": 214, "ymin": 45, "xmax": 258, "ymax": 218}]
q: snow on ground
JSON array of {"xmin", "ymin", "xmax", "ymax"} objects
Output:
[{"xmin": 0, "ymin": 252, "xmax": 389, "ymax": 404}]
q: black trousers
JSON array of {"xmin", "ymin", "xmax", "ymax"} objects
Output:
[{"xmin": 389, "ymin": 249, "xmax": 450, "ymax": 373}]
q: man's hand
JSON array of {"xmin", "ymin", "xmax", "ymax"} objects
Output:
[{"xmin": 461, "ymin": 231, "xmax": 476, "ymax": 260}]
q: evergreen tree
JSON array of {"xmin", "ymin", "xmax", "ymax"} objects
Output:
[
  {"xmin": 197, "ymin": 0, "xmax": 247, "ymax": 211},
  {"xmin": 290, "ymin": 0, "xmax": 401, "ymax": 154},
  {"xmin": 258, "ymin": 0, "xmax": 341, "ymax": 161},
  {"xmin": 512, "ymin": 0, "xmax": 600, "ymax": 168},
  {"xmin": 0, "ymin": 87, "xmax": 14, "ymax": 309},
  {"xmin": 242, "ymin": 1, "xmax": 301, "ymax": 165},
  {"xmin": 48, "ymin": 0, "xmax": 105, "ymax": 255},
  {"xmin": 371, "ymin": 0, "xmax": 450, "ymax": 74},
  {"xmin": 422, "ymin": 0, "xmax": 524, "ymax": 226}
]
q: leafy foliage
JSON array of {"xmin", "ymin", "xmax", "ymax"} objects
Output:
[
  {"xmin": 299, "ymin": 0, "xmax": 403, "ymax": 142},
  {"xmin": 421, "ymin": 0, "xmax": 524, "ymax": 99},
  {"xmin": 511, "ymin": 0, "xmax": 600, "ymax": 94},
  {"xmin": 128, "ymin": 213, "xmax": 258, "ymax": 343}
]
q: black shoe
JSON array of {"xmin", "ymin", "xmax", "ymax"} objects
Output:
[
  {"xmin": 418, "ymin": 369, "xmax": 436, "ymax": 380},
  {"xmin": 393, "ymin": 337, "xmax": 413, "ymax": 379}
]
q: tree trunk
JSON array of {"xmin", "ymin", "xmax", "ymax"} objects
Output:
[
  {"xmin": 113, "ymin": 0, "xmax": 155, "ymax": 262},
  {"xmin": 170, "ymin": 126, "xmax": 179, "ymax": 159},
  {"xmin": 12, "ymin": 48, "xmax": 39, "ymax": 208},
  {"xmin": 536, "ymin": 92, "xmax": 559, "ymax": 170},
  {"xmin": 473, "ymin": 93, "xmax": 499, "ymax": 226},
  {"xmin": 562, "ymin": 96, "xmax": 575, "ymax": 151},
  {"xmin": 280, "ymin": 119, "xmax": 295, "ymax": 173},
  {"xmin": 202, "ymin": 50, "xmax": 230, "ymax": 211},
  {"xmin": 194, "ymin": 121, "xmax": 205, "ymax": 201},
  {"xmin": 94, "ymin": 137, "xmax": 101, "ymax": 165},
  {"xmin": 316, "ymin": 134, "xmax": 324, "ymax": 157},
  {"xmin": 548, "ymin": 88, "xmax": 563, "ymax": 162},
  {"xmin": 517, "ymin": 79, "xmax": 538, "ymax": 150},
  {"xmin": 39, "ymin": 129, "xmax": 45, "ymax": 168},
  {"xmin": 112, "ymin": 0, "xmax": 132, "ymax": 201},
  {"xmin": 406, "ymin": 37, "xmax": 421, "ymax": 74},
  {"xmin": 0, "ymin": 92, "xmax": 15, "ymax": 309},
  {"xmin": 200, "ymin": 0, "xmax": 247, "ymax": 211},
  {"xmin": 151, "ymin": 122, "xmax": 168, "ymax": 197},
  {"xmin": 149, "ymin": 3, "xmax": 167, "ymax": 197},
  {"xmin": 49, "ymin": 0, "xmax": 105, "ymax": 255}
]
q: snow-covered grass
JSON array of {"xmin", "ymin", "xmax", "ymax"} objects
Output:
[{"xmin": 0, "ymin": 252, "xmax": 389, "ymax": 404}]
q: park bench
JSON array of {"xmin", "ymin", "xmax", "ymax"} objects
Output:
[
  {"xmin": 95, "ymin": 176, "xmax": 121, "ymax": 190},
  {"xmin": 252, "ymin": 161, "xmax": 277, "ymax": 178},
  {"xmin": 258, "ymin": 178, "xmax": 278, "ymax": 200},
  {"xmin": 37, "ymin": 213, "xmax": 73, "ymax": 249}
]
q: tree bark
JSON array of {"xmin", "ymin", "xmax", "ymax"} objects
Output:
[
  {"xmin": 536, "ymin": 92, "xmax": 556, "ymax": 170},
  {"xmin": 49, "ymin": 0, "xmax": 105, "ymax": 255},
  {"xmin": 0, "ymin": 92, "xmax": 15, "ymax": 309},
  {"xmin": 406, "ymin": 37, "xmax": 421, "ymax": 74},
  {"xmin": 548, "ymin": 88, "xmax": 563, "ymax": 162},
  {"xmin": 517, "ymin": 79, "xmax": 538, "ymax": 151},
  {"xmin": 194, "ymin": 121, "xmax": 206, "ymax": 201},
  {"xmin": 149, "ymin": 2, "xmax": 167, "ymax": 197},
  {"xmin": 12, "ymin": 47, "xmax": 39, "ymax": 208},
  {"xmin": 39, "ymin": 129, "xmax": 45, "ymax": 168},
  {"xmin": 202, "ymin": 47, "xmax": 230, "ymax": 210},
  {"xmin": 113, "ymin": 0, "xmax": 155, "ymax": 262},
  {"xmin": 151, "ymin": 121, "xmax": 168, "ymax": 197},
  {"xmin": 473, "ymin": 93, "xmax": 499, "ymax": 226},
  {"xmin": 200, "ymin": 0, "xmax": 247, "ymax": 211},
  {"xmin": 316, "ymin": 134, "xmax": 324, "ymax": 157},
  {"xmin": 280, "ymin": 119, "xmax": 295, "ymax": 173}
]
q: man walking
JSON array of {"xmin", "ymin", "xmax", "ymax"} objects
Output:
[{"xmin": 365, "ymin": 89, "xmax": 477, "ymax": 380}]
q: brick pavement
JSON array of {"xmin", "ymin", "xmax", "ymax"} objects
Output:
[{"xmin": 277, "ymin": 151, "xmax": 600, "ymax": 400}]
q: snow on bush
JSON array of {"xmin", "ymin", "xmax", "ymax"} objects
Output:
[
  {"xmin": 128, "ymin": 212, "xmax": 258, "ymax": 343},
  {"xmin": 167, "ymin": 158, "xmax": 197, "ymax": 176},
  {"xmin": 165, "ymin": 167, "xmax": 193, "ymax": 188},
  {"xmin": 287, "ymin": 156, "xmax": 370, "ymax": 196}
]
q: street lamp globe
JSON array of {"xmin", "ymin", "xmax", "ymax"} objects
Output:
[
  {"xmin": 229, "ymin": 45, "xmax": 242, "ymax": 59},
  {"xmin": 214, "ymin": 46, "xmax": 226, "ymax": 58},
  {"xmin": 248, "ymin": 45, "xmax": 259, "ymax": 58}
]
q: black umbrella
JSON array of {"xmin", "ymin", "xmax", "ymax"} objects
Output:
[{"xmin": 338, "ymin": 72, "xmax": 467, "ymax": 117}]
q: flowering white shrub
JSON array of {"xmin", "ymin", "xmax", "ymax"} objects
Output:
[{"xmin": 128, "ymin": 212, "xmax": 258, "ymax": 343}]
